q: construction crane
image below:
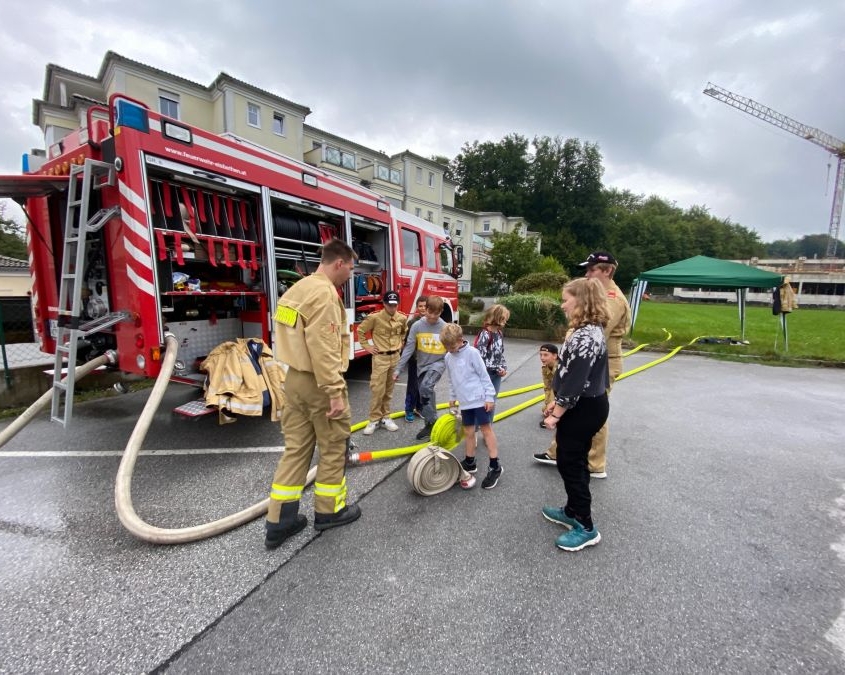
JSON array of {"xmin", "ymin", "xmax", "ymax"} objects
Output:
[{"xmin": 703, "ymin": 82, "xmax": 845, "ymax": 257}]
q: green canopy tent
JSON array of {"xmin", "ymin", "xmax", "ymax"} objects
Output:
[{"xmin": 630, "ymin": 255, "xmax": 784, "ymax": 343}]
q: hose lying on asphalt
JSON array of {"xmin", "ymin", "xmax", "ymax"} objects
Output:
[
  {"xmin": 113, "ymin": 333, "xmax": 317, "ymax": 544},
  {"xmin": 113, "ymin": 329, "xmax": 691, "ymax": 541},
  {"xmin": 0, "ymin": 351, "xmax": 116, "ymax": 449}
]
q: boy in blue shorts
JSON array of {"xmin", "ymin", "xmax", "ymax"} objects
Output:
[{"xmin": 440, "ymin": 323, "xmax": 502, "ymax": 489}]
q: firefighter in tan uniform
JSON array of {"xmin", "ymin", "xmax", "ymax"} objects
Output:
[
  {"xmin": 264, "ymin": 239, "xmax": 360, "ymax": 549},
  {"xmin": 581, "ymin": 251, "xmax": 632, "ymax": 478},
  {"xmin": 359, "ymin": 291, "xmax": 408, "ymax": 435}
]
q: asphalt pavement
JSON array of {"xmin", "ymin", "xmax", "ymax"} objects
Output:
[{"xmin": 1, "ymin": 338, "xmax": 844, "ymax": 674}]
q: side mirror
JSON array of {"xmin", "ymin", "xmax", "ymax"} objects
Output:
[{"xmin": 451, "ymin": 245, "xmax": 464, "ymax": 279}]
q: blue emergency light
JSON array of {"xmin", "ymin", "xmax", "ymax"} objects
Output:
[{"xmin": 115, "ymin": 100, "xmax": 150, "ymax": 133}]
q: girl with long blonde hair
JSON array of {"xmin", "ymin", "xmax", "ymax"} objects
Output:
[{"xmin": 541, "ymin": 277, "xmax": 610, "ymax": 552}]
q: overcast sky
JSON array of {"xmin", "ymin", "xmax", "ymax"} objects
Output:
[{"xmin": 2, "ymin": 0, "xmax": 844, "ymax": 244}]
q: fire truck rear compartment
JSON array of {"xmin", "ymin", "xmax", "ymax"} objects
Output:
[{"xmin": 149, "ymin": 171, "xmax": 267, "ymax": 380}]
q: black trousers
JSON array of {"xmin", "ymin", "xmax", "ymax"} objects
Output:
[{"xmin": 555, "ymin": 393, "xmax": 609, "ymax": 521}]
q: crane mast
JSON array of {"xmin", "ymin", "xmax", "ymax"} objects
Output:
[{"xmin": 703, "ymin": 82, "xmax": 845, "ymax": 257}]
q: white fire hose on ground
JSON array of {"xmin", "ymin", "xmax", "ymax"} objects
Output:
[
  {"xmin": 0, "ymin": 350, "xmax": 117, "ymax": 449},
  {"xmin": 113, "ymin": 333, "xmax": 317, "ymax": 544}
]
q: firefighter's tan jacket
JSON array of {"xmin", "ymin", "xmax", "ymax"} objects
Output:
[
  {"xmin": 202, "ymin": 339, "xmax": 286, "ymax": 421},
  {"xmin": 542, "ymin": 362, "xmax": 556, "ymax": 408},
  {"xmin": 358, "ymin": 308, "xmax": 408, "ymax": 353},
  {"xmin": 274, "ymin": 272, "xmax": 349, "ymax": 399},
  {"xmin": 605, "ymin": 280, "xmax": 632, "ymax": 361},
  {"xmin": 779, "ymin": 277, "xmax": 798, "ymax": 313}
]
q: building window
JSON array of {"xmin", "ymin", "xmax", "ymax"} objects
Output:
[
  {"xmin": 424, "ymin": 236, "xmax": 438, "ymax": 271},
  {"xmin": 324, "ymin": 145, "xmax": 356, "ymax": 170},
  {"xmin": 272, "ymin": 113, "xmax": 285, "ymax": 136},
  {"xmin": 428, "ymin": 171, "xmax": 435, "ymax": 188},
  {"xmin": 247, "ymin": 102, "xmax": 261, "ymax": 128},
  {"xmin": 377, "ymin": 164, "xmax": 402, "ymax": 184},
  {"xmin": 415, "ymin": 166, "xmax": 423, "ymax": 184},
  {"xmin": 414, "ymin": 207, "xmax": 422, "ymax": 217},
  {"xmin": 483, "ymin": 219, "xmax": 491, "ymax": 232},
  {"xmin": 455, "ymin": 220, "xmax": 463, "ymax": 235},
  {"xmin": 402, "ymin": 228, "xmax": 422, "ymax": 267},
  {"xmin": 427, "ymin": 210, "xmax": 434, "ymax": 222},
  {"xmin": 159, "ymin": 91, "xmax": 180, "ymax": 119}
]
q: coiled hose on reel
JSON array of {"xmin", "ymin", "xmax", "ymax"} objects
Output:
[{"xmin": 405, "ymin": 412, "xmax": 474, "ymax": 496}]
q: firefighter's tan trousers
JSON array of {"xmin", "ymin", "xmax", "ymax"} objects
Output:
[
  {"xmin": 546, "ymin": 357, "xmax": 622, "ymax": 470},
  {"xmin": 267, "ymin": 368, "xmax": 351, "ymax": 522},
  {"xmin": 368, "ymin": 352, "xmax": 400, "ymax": 421}
]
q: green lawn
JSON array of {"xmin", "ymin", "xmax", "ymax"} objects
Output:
[{"xmin": 630, "ymin": 301, "xmax": 845, "ymax": 364}]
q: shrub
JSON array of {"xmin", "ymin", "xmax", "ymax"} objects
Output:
[
  {"xmin": 513, "ymin": 271, "xmax": 570, "ymax": 294},
  {"xmin": 457, "ymin": 292, "xmax": 485, "ymax": 314},
  {"xmin": 500, "ymin": 293, "xmax": 566, "ymax": 335}
]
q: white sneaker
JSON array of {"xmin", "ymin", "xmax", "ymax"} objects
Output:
[
  {"xmin": 381, "ymin": 417, "xmax": 399, "ymax": 432},
  {"xmin": 363, "ymin": 421, "xmax": 378, "ymax": 435},
  {"xmin": 590, "ymin": 471, "xmax": 607, "ymax": 479}
]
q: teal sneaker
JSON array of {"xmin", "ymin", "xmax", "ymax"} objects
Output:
[
  {"xmin": 542, "ymin": 506, "xmax": 578, "ymax": 530},
  {"xmin": 556, "ymin": 523, "xmax": 601, "ymax": 551}
]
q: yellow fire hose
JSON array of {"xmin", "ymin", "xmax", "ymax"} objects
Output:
[
  {"xmin": 359, "ymin": 331, "xmax": 700, "ymax": 496},
  {"xmin": 1, "ymin": 327, "xmax": 696, "ymax": 542}
]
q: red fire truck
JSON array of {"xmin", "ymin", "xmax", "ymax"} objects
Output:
[{"xmin": 0, "ymin": 94, "xmax": 463, "ymax": 423}]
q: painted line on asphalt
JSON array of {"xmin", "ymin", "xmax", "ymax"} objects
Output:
[{"xmin": 0, "ymin": 446, "xmax": 284, "ymax": 458}]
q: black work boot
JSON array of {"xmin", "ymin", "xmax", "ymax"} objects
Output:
[
  {"xmin": 314, "ymin": 503, "xmax": 362, "ymax": 531},
  {"xmin": 265, "ymin": 502, "xmax": 307, "ymax": 549}
]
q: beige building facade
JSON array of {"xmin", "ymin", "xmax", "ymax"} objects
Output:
[
  {"xmin": 29, "ymin": 51, "xmax": 538, "ymax": 292},
  {"xmin": 0, "ymin": 256, "xmax": 30, "ymax": 297}
]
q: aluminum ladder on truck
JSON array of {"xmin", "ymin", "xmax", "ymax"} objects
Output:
[{"xmin": 50, "ymin": 160, "xmax": 123, "ymax": 426}]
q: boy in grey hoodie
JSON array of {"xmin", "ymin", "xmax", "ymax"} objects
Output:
[
  {"xmin": 440, "ymin": 323, "xmax": 503, "ymax": 489},
  {"xmin": 394, "ymin": 295, "xmax": 447, "ymax": 440}
]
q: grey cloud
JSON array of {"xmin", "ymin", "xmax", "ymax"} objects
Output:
[{"xmin": 0, "ymin": 0, "xmax": 843, "ymax": 243}]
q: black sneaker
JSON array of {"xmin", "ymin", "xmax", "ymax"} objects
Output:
[
  {"xmin": 460, "ymin": 457, "xmax": 478, "ymax": 474},
  {"xmin": 482, "ymin": 465, "xmax": 503, "ymax": 489},
  {"xmin": 415, "ymin": 422, "xmax": 434, "ymax": 441},
  {"xmin": 533, "ymin": 452, "xmax": 556, "ymax": 466}
]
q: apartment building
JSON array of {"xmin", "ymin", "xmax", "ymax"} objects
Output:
[{"xmin": 29, "ymin": 51, "xmax": 538, "ymax": 292}]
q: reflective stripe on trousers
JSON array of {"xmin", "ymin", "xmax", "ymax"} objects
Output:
[
  {"xmin": 314, "ymin": 476, "xmax": 347, "ymax": 514},
  {"xmin": 270, "ymin": 483, "xmax": 304, "ymax": 503}
]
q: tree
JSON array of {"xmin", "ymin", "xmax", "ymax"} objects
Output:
[
  {"xmin": 0, "ymin": 202, "xmax": 27, "ymax": 260},
  {"xmin": 486, "ymin": 230, "xmax": 541, "ymax": 292},
  {"xmin": 451, "ymin": 134, "xmax": 530, "ymax": 215},
  {"xmin": 537, "ymin": 255, "xmax": 565, "ymax": 274},
  {"xmin": 765, "ymin": 234, "xmax": 843, "ymax": 258}
]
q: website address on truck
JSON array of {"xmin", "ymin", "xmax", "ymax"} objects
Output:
[{"xmin": 163, "ymin": 146, "xmax": 247, "ymax": 177}]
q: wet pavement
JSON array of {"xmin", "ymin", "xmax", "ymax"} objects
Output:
[{"xmin": 1, "ymin": 339, "xmax": 844, "ymax": 673}]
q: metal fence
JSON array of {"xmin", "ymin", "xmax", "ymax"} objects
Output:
[{"xmin": 1, "ymin": 298, "xmax": 52, "ymax": 384}]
